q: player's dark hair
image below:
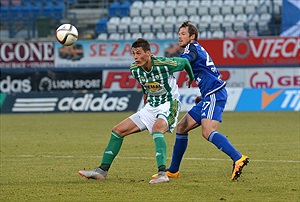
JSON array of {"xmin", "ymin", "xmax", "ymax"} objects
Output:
[
  {"xmin": 131, "ymin": 38, "xmax": 151, "ymax": 52},
  {"xmin": 179, "ymin": 21, "xmax": 198, "ymax": 40}
]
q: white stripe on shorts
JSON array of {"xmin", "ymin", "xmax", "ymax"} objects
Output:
[{"xmin": 207, "ymin": 94, "xmax": 216, "ymax": 119}]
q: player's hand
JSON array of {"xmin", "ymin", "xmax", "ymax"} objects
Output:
[
  {"xmin": 195, "ymin": 96, "xmax": 202, "ymax": 104},
  {"xmin": 186, "ymin": 80, "xmax": 193, "ymax": 88}
]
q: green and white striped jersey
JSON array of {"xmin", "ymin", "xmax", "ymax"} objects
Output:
[{"xmin": 130, "ymin": 56, "xmax": 194, "ymax": 107}]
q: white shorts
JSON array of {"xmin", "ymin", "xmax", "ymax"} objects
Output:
[{"xmin": 129, "ymin": 100, "xmax": 181, "ymax": 134}]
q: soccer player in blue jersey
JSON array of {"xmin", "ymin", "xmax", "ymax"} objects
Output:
[{"xmin": 153, "ymin": 21, "xmax": 249, "ymax": 181}]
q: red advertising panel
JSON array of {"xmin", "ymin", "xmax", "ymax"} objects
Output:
[
  {"xmin": 0, "ymin": 42, "xmax": 55, "ymax": 68},
  {"xmin": 198, "ymin": 37, "xmax": 300, "ymax": 66}
]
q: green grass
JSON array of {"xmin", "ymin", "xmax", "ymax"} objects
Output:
[{"xmin": 1, "ymin": 112, "xmax": 299, "ymax": 201}]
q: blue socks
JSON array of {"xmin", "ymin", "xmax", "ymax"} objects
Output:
[
  {"xmin": 168, "ymin": 133, "xmax": 188, "ymax": 173},
  {"xmin": 208, "ymin": 131, "xmax": 242, "ymax": 162},
  {"xmin": 168, "ymin": 131, "xmax": 242, "ymax": 173}
]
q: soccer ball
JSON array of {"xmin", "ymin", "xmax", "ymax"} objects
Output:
[{"xmin": 56, "ymin": 24, "xmax": 78, "ymax": 46}]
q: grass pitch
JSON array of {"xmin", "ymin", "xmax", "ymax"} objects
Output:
[{"xmin": 0, "ymin": 112, "xmax": 299, "ymax": 201}]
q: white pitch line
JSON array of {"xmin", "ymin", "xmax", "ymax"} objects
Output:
[{"xmin": 12, "ymin": 155, "xmax": 300, "ymax": 163}]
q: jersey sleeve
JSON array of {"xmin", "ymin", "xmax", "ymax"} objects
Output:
[
  {"xmin": 169, "ymin": 57, "xmax": 194, "ymax": 81},
  {"xmin": 181, "ymin": 43, "xmax": 198, "ymax": 63}
]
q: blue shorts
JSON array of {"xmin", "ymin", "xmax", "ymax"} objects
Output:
[{"xmin": 188, "ymin": 88, "xmax": 227, "ymax": 125}]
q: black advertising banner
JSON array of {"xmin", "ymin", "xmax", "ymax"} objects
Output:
[
  {"xmin": 0, "ymin": 68, "xmax": 102, "ymax": 93},
  {"xmin": 1, "ymin": 91, "xmax": 143, "ymax": 113}
]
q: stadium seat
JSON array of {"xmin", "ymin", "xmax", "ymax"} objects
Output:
[
  {"xmin": 212, "ymin": 30, "xmax": 224, "ymax": 38},
  {"xmin": 109, "ymin": 33, "xmax": 121, "ymax": 40},
  {"xmin": 233, "ymin": 14, "xmax": 247, "ymax": 31},
  {"xmin": 200, "ymin": 15, "xmax": 212, "ymax": 24},
  {"xmin": 188, "ymin": 1, "xmax": 199, "ymax": 16},
  {"xmin": 247, "ymin": 0, "xmax": 259, "ymax": 6},
  {"xmin": 163, "ymin": 16, "xmax": 177, "ymax": 32},
  {"xmin": 198, "ymin": 6, "xmax": 209, "ymax": 16},
  {"xmin": 163, "ymin": 0, "xmax": 176, "ymax": 16},
  {"xmin": 129, "ymin": 16, "xmax": 143, "ymax": 33},
  {"xmin": 212, "ymin": 0, "xmax": 223, "ymax": 6},
  {"xmin": 152, "ymin": 0, "xmax": 165, "ymax": 16},
  {"xmin": 200, "ymin": 0, "xmax": 211, "ymax": 7},
  {"xmin": 124, "ymin": 33, "xmax": 132, "ymax": 40},
  {"xmin": 211, "ymin": 14, "xmax": 224, "ymax": 31},
  {"xmin": 141, "ymin": 0, "xmax": 154, "ymax": 17},
  {"xmin": 258, "ymin": 3, "xmax": 269, "ymax": 14},
  {"xmin": 31, "ymin": 3, "xmax": 43, "ymax": 18},
  {"xmin": 221, "ymin": 5, "xmax": 232, "ymax": 15},
  {"xmin": 260, "ymin": 13, "xmax": 272, "ymax": 22},
  {"xmin": 258, "ymin": 13, "xmax": 272, "ymax": 31},
  {"xmin": 10, "ymin": 5, "xmax": 22, "ymax": 19},
  {"xmin": 118, "ymin": 16, "xmax": 131, "ymax": 33},
  {"xmin": 53, "ymin": 3, "xmax": 65, "ymax": 20},
  {"xmin": 248, "ymin": 14, "xmax": 260, "ymax": 22},
  {"xmin": 189, "ymin": 15, "xmax": 200, "ymax": 27},
  {"xmin": 245, "ymin": 4, "xmax": 256, "ymax": 15},
  {"xmin": 199, "ymin": 15, "xmax": 211, "ymax": 32},
  {"xmin": 96, "ymin": 17, "xmax": 108, "ymax": 34},
  {"xmin": 209, "ymin": 0, "xmax": 223, "ymax": 15},
  {"xmin": 141, "ymin": 16, "xmax": 154, "ymax": 33},
  {"xmin": 106, "ymin": 17, "xmax": 120, "ymax": 33},
  {"xmin": 0, "ymin": 5, "xmax": 9, "ymax": 21},
  {"xmin": 97, "ymin": 33, "xmax": 108, "ymax": 40},
  {"xmin": 175, "ymin": 0, "xmax": 188, "ymax": 16},
  {"xmin": 270, "ymin": 0, "xmax": 282, "ymax": 15},
  {"xmin": 177, "ymin": 15, "xmax": 189, "ymax": 24},
  {"xmin": 109, "ymin": 2, "xmax": 120, "ymax": 17},
  {"xmin": 225, "ymin": 30, "xmax": 236, "ymax": 38},
  {"xmin": 156, "ymin": 32, "xmax": 166, "ymax": 40},
  {"xmin": 210, "ymin": 0, "xmax": 222, "ymax": 15},
  {"xmin": 21, "ymin": 4, "xmax": 32, "ymax": 20},
  {"xmin": 223, "ymin": 0, "xmax": 235, "ymax": 6},
  {"xmin": 236, "ymin": 29, "xmax": 248, "ymax": 38},
  {"xmin": 130, "ymin": 1, "xmax": 142, "ymax": 17},
  {"xmin": 152, "ymin": 15, "xmax": 165, "ymax": 32},
  {"xmin": 210, "ymin": 7, "xmax": 220, "ymax": 16},
  {"xmin": 42, "ymin": 3, "xmax": 55, "ymax": 18},
  {"xmin": 143, "ymin": 32, "xmax": 155, "ymax": 40},
  {"xmin": 199, "ymin": 30, "xmax": 212, "ymax": 39},
  {"xmin": 223, "ymin": 14, "xmax": 235, "ymax": 30},
  {"xmin": 233, "ymin": 5, "xmax": 244, "ymax": 14},
  {"xmin": 166, "ymin": 32, "xmax": 176, "ymax": 40},
  {"xmin": 248, "ymin": 29, "xmax": 258, "ymax": 37},
  {"xmin": 236, "ymin": 0, "xmax": 247, "ymax": 6},
  {"xmin": 234, "ymin": 14, "xmax": 247, "ymax": 30},
  {"xmin": 131, "ymin": 32, "xmax": 143, "ymax": 40},
  {"xmin": 120, "ymin": 1, "xmax": 131, "ymax": 17}
]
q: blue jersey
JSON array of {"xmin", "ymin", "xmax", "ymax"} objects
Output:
[{"xmin": 181, "ymin": 41, "xmax": 226, "ymax": 97}]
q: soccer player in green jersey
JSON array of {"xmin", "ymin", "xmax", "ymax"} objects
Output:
[{"xmin": 79, "ymin": 38, "xmax": 194, "ymax": 184}]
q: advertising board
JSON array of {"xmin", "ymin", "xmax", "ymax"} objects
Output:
[
  {"xmin": 198, "ymin": 37, "xmax": 300, "ymax": 67},
  {"xmin": 1, "ymin": 91, "xmax": 143, "ymax": 113},
  {"xmin": 1, "ymin": 37, "xmax": 299, "ymax": 68},
  {"xmin": 0, "ymin": 68, "xmax": 102, "ymax": 93},
  {"xmin": 54, "ymin": 40, "xmax": 177, "ymax": 68},
  {"xmin": 0, "ymin": 42, "xmax": 55, "ymax": 68},
  {"xmin": 102, "ymin": 68, "xmax": 300, "ymax": 90}
]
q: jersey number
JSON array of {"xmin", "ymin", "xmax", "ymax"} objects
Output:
[
  {"xmin": 202, "ymin": 101, "xmax": 210, "ymax": 110},
  {"xmin": 202, "ymin": 47, "xmax": 214, "ymax": 66}
]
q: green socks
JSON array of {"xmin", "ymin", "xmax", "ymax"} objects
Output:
[
  {"xmin": 100, "ymin": 130, "xmax": 124, "ymax": 171},
  {"xmin": 99, "ymin": 131, "xmax": 167, "ymax": 172},
  {"xmin": 152, "ymin": 132, "xmax": 167, "ymax": 172}
]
